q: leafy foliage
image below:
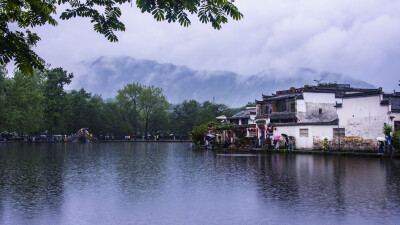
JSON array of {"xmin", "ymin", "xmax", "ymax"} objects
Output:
[
  {"xmin": 1, "ymin": 70, "xmax": 45, "ymax": 132},
  {"xmin": 116, "ymin": 82, "xmax": 170, "ymax": 135},
  {"xmin": 190, "ymin": 124, "xmax": 207, "ymax": 145},
  {"xmin": 0, "ymin": 65, "xmax": 245, "ymax": 139},
  {"xmin": 1, "ymin": 0, "xmax": 242, "ymax": 75},
  {"xmin": 0, "ymin": 0, "xmax": 56, "ymax": 74},
  {"xmin": 392, "ymin": 131, "xmax": 400, "ymax": 150},
  {"xmin": 172, "ymin": 100, "xmax": 201, "ymax": 134},
  {"xmin": 383, "ymin": 125, "xmax": 393, "ymax": 137},
  {"xmin": 42, "ymin": 67, "xmax": 73, "ymax": 133}
]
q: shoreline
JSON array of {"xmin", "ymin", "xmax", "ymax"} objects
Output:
[
  {"xmin": 195, "ymin": 146, "xmax": 399, "ymax": 158},
  {"xmin": 0, "ymin": 140, "xmax": 192, "ymax": 143},
  {"xmin": 2, "ymin": 141, "xmax": 396, "ymax": 158}
]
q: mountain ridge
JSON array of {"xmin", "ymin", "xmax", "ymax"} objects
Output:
[{"xmin": 69, "ymin": 56, "xmax": 375, "ymax": 107}]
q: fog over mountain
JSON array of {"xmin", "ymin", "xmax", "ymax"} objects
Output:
[{"xmin": 70, "ymin": 56, "xmax": 375, "ymax": 107}]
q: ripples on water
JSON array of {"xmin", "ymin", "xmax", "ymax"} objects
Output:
[{"xmin": 1, "ymin": 143, "xmax": 400, "ymax": 224}]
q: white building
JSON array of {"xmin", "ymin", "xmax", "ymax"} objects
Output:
[
  {"xmin": 216, "ymin": 106, "xmax": 257, "ymax": 141},
  {"xmin": 255, "ymin": 84, "xmax": 400, "ymax": 151}
]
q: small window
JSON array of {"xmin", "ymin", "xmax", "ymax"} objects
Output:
[
  {"xmin": 264, "ymin": 105, "xmax": 270, "ymax": 115},
  {"xmin": 333, "ymin": 128, "xmax": 345, "ymax": 137},
  {"xmin": 290, "ymin": 103, "xmax": 296, "ymax": 112},
  {"xmin": 300, "ymin": 128, "xmax": 309, "ymax": 137},
  {"xmin": 395, "ymin": 121, "xmax": 400, "ymax": 132},
  {"xmin": 319, "ymin": 108, "xmax": 322, "ymax": 115}
]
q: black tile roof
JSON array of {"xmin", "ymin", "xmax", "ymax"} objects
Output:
[
  {"xmin": 383, "ymin": 93, "xmax": 400, "ymax": 112},
  {"xmin": 228, "ymin": 108, "xmax": 256, "ymax": 119}
]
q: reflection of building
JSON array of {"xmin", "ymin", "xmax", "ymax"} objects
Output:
[{"xmin": 254, "ymin": 84, "xmax": 400, "ymax": 150}]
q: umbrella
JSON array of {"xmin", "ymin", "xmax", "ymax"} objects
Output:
[
  {"xmin": 376, "ymin": 137, "xmax": 385, "ymax": 141},
  {"xmin": 273, "ymin": 135, "xmax": 280, "ymax": 140},
  {"xmin": 281, "ymin": 133, "xmax": 288, "ymax": 137}
]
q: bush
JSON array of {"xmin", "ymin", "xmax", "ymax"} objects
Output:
[
  {"xmin": 190, "ymin": 124, "xmax": 207, "ymax": 145},
  {"xmin": 392, "ymin": 131, "xmax": 400, "ymax": 150},
  {"xmin": 383, "ymin": 125, "xmax": 393, "ymax": 137},
  {"xmin": 290, "ymin": 86, "xmax": 296, "ymax": 90}
]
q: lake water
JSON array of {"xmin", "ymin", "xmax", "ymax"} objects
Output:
[{"xmin": 1, "ymin": 142, "xmax": 400, "ymax": 224}]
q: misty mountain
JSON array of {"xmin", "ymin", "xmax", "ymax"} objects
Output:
[{"xmin": 69, "ymin": 56, "xmax": 375, "ymax": 107}]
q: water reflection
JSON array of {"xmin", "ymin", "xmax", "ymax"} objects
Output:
[
  {"xmin": 1, "ymin": 143, "xmax": 400, "ymax": 224},
  {"xmin": 0, "ymin": 143, "xmax": 65, "ymax": 223}
]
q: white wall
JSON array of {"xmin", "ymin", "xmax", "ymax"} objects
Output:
[
  {"xmin": 296, "ymin": 99, "xmax": 306, "ymax": 113},
  {"xmin": 337, "ymin": 95, "xmax": 390, "ymax": 139},
  {"xmin": 303, "ymin": 92, "xmax": 336, "ymax": 104},
  {"xmin": 274, "ymin": 125, "xmax": 335, "ymax": 149}
]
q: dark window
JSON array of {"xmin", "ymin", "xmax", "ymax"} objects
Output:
[
  {"xmin": 333, "ymin": 128, "xmax": 345, "ymax": 137},
  {"xmin": 319, "ymin": 108, "xmax": 322, "ymax": 115},
  {"xmin": 230, "ymin": 119, "xmax": 239, "ymax": 125},
  {"xmin": 264, "ymin": 105, "xmax": 270, "ymax": 115},
  {"xmin": 290, "ymin": 103, "xmax": 296, "ymax": 112},
  {"xmin": 395, "ymin": 121, "xmax": 400, "ymax": 132},
  {"xmin": 276, "ymin": 101, "xmax": 286, "ymax": 112},
  {"xmin": 299, "ymin": 129, "xmax": 309, "ymax": 137}
]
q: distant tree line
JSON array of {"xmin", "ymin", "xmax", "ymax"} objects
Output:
[{"xmin": 0, "ymin": 65, "xmax": 244, "ymax": 138}]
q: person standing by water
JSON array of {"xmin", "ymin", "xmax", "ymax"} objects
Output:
[
  {"xmin": 322, "ymin": 138, "xmax": 329, "ymax": 152},
  {"xmin": 378, "ymin": 141, "xmax": 384, "ymax": 155},
  {"xmin": 273, "ymin": 139, "xmax": 279, "ymax": 150},
  {"xmin": 288, "ymin": 137, "xmax": 294, "ymax": 151},
  {"xmin": 386, "ymin": 136, "xmax": 392, "ymax": 154}
]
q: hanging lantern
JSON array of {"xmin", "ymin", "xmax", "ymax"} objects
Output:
[{"xmin": 274, "ymin": 127, "xmax": 277, "ymax": 130}]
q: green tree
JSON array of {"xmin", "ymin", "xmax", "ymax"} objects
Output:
[
  {"xmin": 139, "ymin": 85, "xmax": 170, "ymax": 136},
  {"xmin": 42, "ymin": 67, "xmax": 73, "ymax": 134},
  {"xmin": 0, "ymin": 65, "xmax": 8, "ymax": 130},
  {"xmin": 383, "ymin": 125, "xmax": 393, "ymax": 137},
  {"xmin": 190, "ymin": 124, "xmax": 207, "ymax": 145},
  {"xmin": 1, "ymin": 0, "xmax": 242, "ymax": 75},
  {"xmin": 64, "ymin": 89, "xmax": 104, "ymax": 134},
  {"xmin": 197, "ymin": 100, "xmax": 228, "ymax": 125},
  {"xmin": 101, "ymin": 101, "xmax": 131, "ymax": 137},
  {"xmin": 116, "ymin": 83, "xmax": 170, "ymax": 136},
  {"xmin": 147, "ymin": 105, "xmax": 170, "ymax": 135},
  {"xmin": 1, "ymin": 70, "xmax": 45, "ymax": 133},
  {"xmin": 392, "ymin": 131, "xmax": 400, "ymax": 150},
  {"xmin": 172, "ymin": 100, "xmax": 201, "ymax": 135},
  {"xmin": 116, "ymin": 83, "xmax": 143, "ymax": 134}
]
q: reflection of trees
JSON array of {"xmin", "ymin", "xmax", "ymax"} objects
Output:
[
  {"xmin": 113, "ymin": 142, "xmax": 169, "ymax": 198},
  {"xmin": 0, "ymin": 143, "xmax": 64, "ymax": 219},
  {"xmin": 385, "ymin": 159, "xmax": 400, "ymax": 203},
  {"xmin": 211, "ymin": 153, "xmax": 300, "ymax": 203}
]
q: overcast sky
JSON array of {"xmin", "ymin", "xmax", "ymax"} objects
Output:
[{"xmin": 26, "ymin": 0, "xmax": 400, "ymax": 92}]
